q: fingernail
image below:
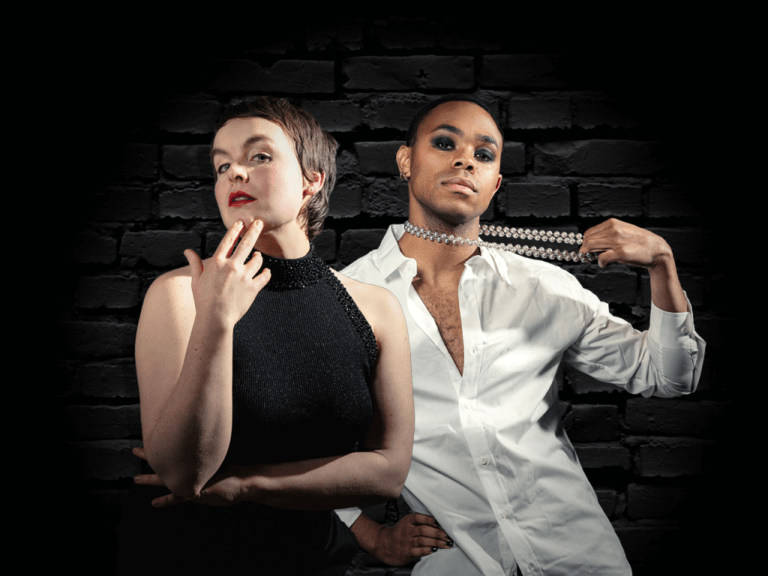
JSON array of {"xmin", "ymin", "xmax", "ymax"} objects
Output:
[
  {"xmin": 446, "ymin": 540, "xmax": 453, "ymax": 547},
  {"xmin": 431, "ymin": 547, "xmax": 438, "ymax": 553},
  {"xmin": 434, "ymin": 520, "xmax": 441, "ymax": 527}
]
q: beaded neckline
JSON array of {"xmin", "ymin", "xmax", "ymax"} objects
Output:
[{"xmin": 261, "ymin": 245, "xmax": 327, "ymax": 290}]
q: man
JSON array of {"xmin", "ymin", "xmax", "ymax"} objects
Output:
[{"xmin": 335, "ymin": 95, "xmax": 704, "ymax": 575}]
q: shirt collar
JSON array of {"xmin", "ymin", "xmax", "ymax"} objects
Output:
[{"xmin": 374, "ymin": 224, "xmax": 514, "ymax": 285}]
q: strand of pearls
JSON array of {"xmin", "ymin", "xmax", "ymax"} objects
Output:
[{"xmin": 403, "ymin": 221, "xmax": 596, "ymax": 263}]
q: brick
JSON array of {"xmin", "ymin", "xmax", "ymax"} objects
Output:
[
  {"xmin": 304, "ymin": 21, "xmax": 364, "ymax": 51},
  {"xmin": 57, "ymin": 321, "xmax": 136, "ymax": 358},
  {"xmin": 159, "ymin": 185, "xmax": 220, "ymax": 219},
  {"xmin": 565, "ymin": 364, "xmax": 624, "ymax": 394},
  {"xmin": 648, "ymin": 184, "xmax": 702, "ymax": 217},
  {"xmin": 340, "ymin": 229, "xmax": 387, "ymax": 265},
  {"xmin": 565, "ymin": 404, "xmax": 620, "ymax": 442},
  {"xmin": 640, "ymin": 271, "xmax": 704, "ymax": 308},
  {"xmin": 362, "ymin": 94, "xmax": 433, "ymax": 131},
  {"xmin": 314, "ymin": 228, "xmax": 336, "ymax": 262},
  {"xmin": 69, "ymin": 233, "xmax": 117, "ymax": 264},
  {"xmin": 343, "ymin": 56, "xmax": 474, "ymax": 90},
  {"xmin": 505, "ymin": 182, "xmax": 570, "ymax": 217},
  {"xmin": 65, "ymin": 440, "xmax": 142, "ymax": 480},
  {"xmin": 574, "ymin": 98, "xmax": 639, "ymax": 129},
  {"xmin": 156, "ymin": 98, "xmax": 221, "ymax": 135},
  {"xmin": 328, "ymin": 181, "xmax": 363, "ymax": 218},
  {"xmin": 121, "ymin": 230, "xmax": 201, "ymax": 268},
  {"xmin": 594, "ymin": 488, "xmax": 618, "ymax": 518},
  {"xmin": 92, "ymin": 186, "xmax": 153, "ymax": 221},
  {"xmin": 60, "ymin": 405, "xmax": 141, "ymax": 439},
  {"xmin": 373, "ymin": 18, "xmax": 437, "ymax": 49},
  {"xmin": 577, "ymin": 183, "xmax": 643, "ymax": 217},
  {"xmin": 355, "ymin": 142, "xmax": 402, "ymax": 174},
  {"xmin": 573, "ymin": 267, "xmax": 637, "ymax": 304},
  {"xmin": 204, "ymin": 59, "xmax": 334, "ymax": 93},
  {"xmin": 76, "ymin": 276, "xmax": 141, "ymax": 309},
  {"xmin": 647, "ymin": 227, "xmax": 708, "ymax": 266},
  {"xmin": 438, "ymin": 26, "xmax": 502, "ymax": 50},
  {"xmin": 162, "ymin": 144, "xmax": 214, "ymax": 180},
  {"xmin": 627, "ymin": 484, "xmax": 692, "ymax": 519},
  {"xmin": 507, "ymin": 97, "xmax": 572, "ymax": 129},
  {"xmin": 108, "ymin": 143, "xmax": 158, "ymax": 181},
  {"xmin": 205, "ymin": 230, "xmax": 226, "ymax": 258},
  {"xmin": 629, "ymin": 436, "xmax": 706, "ymax": 476},
  {"xmin": 614, "ymin": 524, "xmax": 683, "ymax": 564},
  {"xmin": 573, "ymin": 442, "xmax": 630, "ymax": 469},
  {"xmin": 363, "ymin": 178, "xmax": 409, "ymax": 217},
  {"xmin": 480, "ymin": 55, "xmax": 570, "ymax": 89},
  {"xmin": 301, "ymin": 100, "xmax": 362, "ymax": 132},
  {"xmin": 500, "ymin": 142, "xmax": 526, "ymax": 175},
  {"xmin": 77, "ymin": 361, "xmax": 139, "ymax": 398},
  {"xmin": 534, "ymin": 140, "xmax": 664, "ymax": 175},
  {"xmin": 625, "ymin": 398, "xmax": 727, "ymax": 437},
  {"xmin": 336, "ymin": 149, "xmax": 359, "ymax": 179}
]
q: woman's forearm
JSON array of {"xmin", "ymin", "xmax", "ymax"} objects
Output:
[
  {"xmin": 142, "ymin": 311, "xmax": 235, "ymax": 498},
  {"xmin": 236, "ymin": 448, "xmax": 409, "ymax": 510}
]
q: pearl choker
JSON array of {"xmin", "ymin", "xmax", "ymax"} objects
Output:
[{"xmin": 403, "ymin": 221, "xmax": 596, "ymax": 263}]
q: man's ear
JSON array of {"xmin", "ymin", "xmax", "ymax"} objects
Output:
[{"xmin": 396, "ymin": 145, "xmax": 411, "ymax": 180}]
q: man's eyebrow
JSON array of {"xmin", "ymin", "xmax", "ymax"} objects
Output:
[
  {"xmin": 431, "ymin": 123, "xmax": 499, "ymax": 148},
  {"xmin": 210, "ymin": 134, "xmax": 275, "ymax": 162}
]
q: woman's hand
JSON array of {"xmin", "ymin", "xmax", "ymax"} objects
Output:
[{"xmin": 185, "ymin": 219, "xmax": 271, "ymax": 327}]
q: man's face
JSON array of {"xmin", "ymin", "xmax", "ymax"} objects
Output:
[{"xmin": 398, "ymin": 101, "xmax": 503, "ymax": 227}]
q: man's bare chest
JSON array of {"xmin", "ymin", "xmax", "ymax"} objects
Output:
[{"xmin": 413, "ymin": 283, "xmax": 465, "ymax": 375}]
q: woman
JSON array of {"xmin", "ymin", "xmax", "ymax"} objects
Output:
[{"xmin": 117, "ymin": 97, "xmax": 414, "ymax": 575}]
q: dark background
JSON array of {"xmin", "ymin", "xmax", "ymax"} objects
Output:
[{"xmin": 54, "ymin": 22, "xmax": 731, "ymax": 575}]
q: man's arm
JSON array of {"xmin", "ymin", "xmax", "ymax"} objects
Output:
[
  {"xmin": 349, "ymin": 511, "xmax": 453, "ymax": 566},
  {"xmin": 580, "ymin": 218, "xmax": 687, "ymax": 313},
  {"xmin": 572, "ymin": 218, "xmax": 704, "ymax": 398}
]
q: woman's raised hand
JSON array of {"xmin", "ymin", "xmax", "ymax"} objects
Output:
[{"xmin": 184, "ymin": 219, "xmax": 271, "ymax": 327}]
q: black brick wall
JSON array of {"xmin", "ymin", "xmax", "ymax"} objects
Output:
[{"xmin": 55, "ymin": 24, "xmax": 731, "ymax": 576}]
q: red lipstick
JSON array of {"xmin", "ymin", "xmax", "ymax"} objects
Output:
[{"xmin": 229, "ymin": 191, "xmax": 255, "ymax": 207}]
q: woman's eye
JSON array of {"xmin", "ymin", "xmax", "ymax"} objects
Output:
[
  {"xmin": 251, "ymin": 154, "xmax": 271, "ymax": 163},
  {"xmin": 217, "ymin": 163, "xmax": 230, "ymax": 174}
]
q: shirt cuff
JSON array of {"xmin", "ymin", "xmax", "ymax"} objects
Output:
[
  {"xmin": 334, "ymin": 507, "xmax": 363, "ymax": 528},
  {"xmin": 648, "ymin": 294, "xmax": 695, "ymax": 348}
]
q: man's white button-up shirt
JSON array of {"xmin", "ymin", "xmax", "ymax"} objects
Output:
[{"xmin": 337, "ymin": 225, "xmax": 705, "ymax": 576}]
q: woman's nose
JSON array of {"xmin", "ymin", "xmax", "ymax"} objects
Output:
[{"xmin": 228, "ymin": 163, "xmax": 249, "ymax": 182}]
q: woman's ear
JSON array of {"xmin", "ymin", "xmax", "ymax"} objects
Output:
[
  {"xmin": 303, "ymin": 171, "xmax": 326, "ymax": 198},
  {"xmin": 396, "ymin": 145, "xmax": 411, "ymax": 181}
]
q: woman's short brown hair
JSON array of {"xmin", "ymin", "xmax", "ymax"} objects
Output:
[{"xmin": 213, "ymin": 97, "xmax": 338, "ymax": 242}]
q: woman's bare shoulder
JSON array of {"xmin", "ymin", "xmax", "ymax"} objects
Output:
[
  {"xmin": 141, "ymin": 265, "xmax": 195, "ymax": 316},
  {"xmin": 331, "ymin": 269, "xmax": 404, "ymax": 327}
]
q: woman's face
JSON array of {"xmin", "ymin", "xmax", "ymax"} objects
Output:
[{"xmin": 211, "ymin": 117, "xmax": 310, "ymax": 235}]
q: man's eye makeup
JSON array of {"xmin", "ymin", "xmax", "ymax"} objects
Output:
[{"xmin": 430, "ymin": 136, "xmax": 495, "ymax": 162}]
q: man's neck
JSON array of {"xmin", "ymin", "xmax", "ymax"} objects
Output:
[{"xmin": 398, "ymin": 224, "xmax": 480, "ymax": 286}]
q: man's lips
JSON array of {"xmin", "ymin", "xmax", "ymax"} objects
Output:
[
  {"xmin": 443, "ymin": 177, "xmax": 476, "ymax": 193},
  {"xmin": 229, "ymin": 191, "xmax": 256, "ymax": 207}
]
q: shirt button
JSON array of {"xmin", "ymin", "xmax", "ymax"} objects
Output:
[
  {"xmin": 480, "ymin": 456, "xmax": 488, "ymax": 465},
  {"xmin": 500, "ymin": 510, "xmax": 508, "ymax": 518},
  {"xmin": 471, "ymin": 347, "xmax": 477, "ymax": 355}
]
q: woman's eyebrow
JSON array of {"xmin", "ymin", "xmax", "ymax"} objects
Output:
[
  {"xmin": 210, "ymin": 134, "xmax": 276, "ymax": 162},
  {"xmin": 431, "ymin": 124, "xmax": 499, "ymax": 148}
]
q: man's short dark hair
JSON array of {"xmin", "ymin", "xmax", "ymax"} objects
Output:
[
  {"xmin": 405, "ymin": 95, "xmax": 504, "ymax": 147},
  {"xmin": 213, "ymin": 97, "xmax": 338, "ymax": 242}
]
